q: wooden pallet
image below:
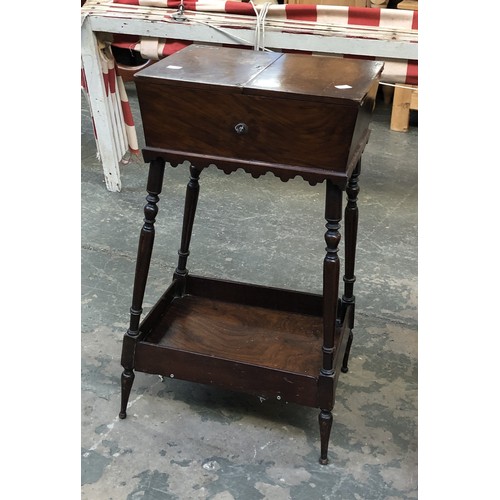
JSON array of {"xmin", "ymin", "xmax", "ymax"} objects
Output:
[
  {"xmin": 398, "ymin": 1, "xmax": 418, "ymax": 11},
  {"xmin": 390, "ymin": 84, "xmax": 418, "ymax": 132}
]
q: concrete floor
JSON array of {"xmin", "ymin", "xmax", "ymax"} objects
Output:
[{"xmin": 81, "ymin": 82, "xmax": 417, "ymax": 499}]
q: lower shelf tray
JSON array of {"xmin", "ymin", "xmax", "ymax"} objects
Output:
[{"xmin": 134, "ymin": 275, "xmax": 346, "ymax": 407}]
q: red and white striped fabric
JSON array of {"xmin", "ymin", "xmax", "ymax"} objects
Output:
[
  {"xmin": 110, "ymin": 0, "xmax": 417, "ymax": 32},
  {"xmin": 107, "ymin": 0, "xmax": 418, "ymax": 85},
  {"xmin": 82, "ymin": 42, "xmax": 140, "ymax": 160},
  {"xmin": 100, "ymin": 44, "xmax": 139, "ymax": 155}
]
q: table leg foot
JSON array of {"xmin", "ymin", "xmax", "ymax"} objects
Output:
[
  {"xmin": 318, "ymin": 409, "xmax": 333, "ymax": 465},
  {"xmin": 119, "ymin": 368, "xmax": 135, "ymax": 419}
]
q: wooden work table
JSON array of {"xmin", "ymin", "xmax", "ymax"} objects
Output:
[{"xmin": 119, "ymin": 45, "xmax": 383, "ymax": 464}]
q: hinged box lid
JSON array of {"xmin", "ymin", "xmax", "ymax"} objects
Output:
[{"xmin": 134, "ymin": 44, "xmax": 383, "ymax": 106}]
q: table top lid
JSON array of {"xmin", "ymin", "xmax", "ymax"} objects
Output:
[{"xmin": 135, "ymin": 44, "xmax": 384, "ymax": 106}]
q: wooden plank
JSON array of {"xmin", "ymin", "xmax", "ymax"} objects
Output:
[
  {"xmin": 87, "ymin": 15, "xmax": 418, "ymax": 60},
  {"xmin": 149, "ymin": 295, "xmax": 323, "ymax": 373},
  {"xmin": 81, "ymin": 20, "xmax": 123, "ymax": 192},
  {"xmin": 390, "ymin": 84, "xmax": 417, "ymax": 132},
  {"xmin": 410, "ymin": 87, "xmax": 418, "ymax": 109},
  {"xmin": 398, "ymin": 1, "xmax": 418, "ymax": 11},
  {"xmin": 186, "ymin": 275, "xmax": 323, "ymax": 316},
  {"xmin": 134, "ymin": 342, "xmax": 321, "ymax": 406}
]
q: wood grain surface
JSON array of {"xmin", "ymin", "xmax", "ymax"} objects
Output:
[{"xmin": 147, "ymin": 295, "xmax": 323, "ymax": 376}]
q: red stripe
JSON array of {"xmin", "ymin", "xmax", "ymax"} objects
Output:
[
  {"xmin": 112, "ymin": 0, "xmax": 139, "ymax": 4},
  {"xmin": 161, "ymin": 40, "xmax": 192, "ymax": 56},
  {"xmin": 224, "ymin": 1, "xmax": 256, "ymax": 16},
  {"xmin": 81, "ymin": 68, "xmax": 88, "ymax": 91},
  {"xmin": 405, "ymin": 60, "xmax": 418, "ymax": 85},
  {"xmin": 347, "ymin": 7, "xmax": 380, "ymax": 27},
  {"xmin": 112, "ymin": 34, "xmax": 141, "ymax": 48},
  {"xmin": 182, "ymin": 1, "xmax": 199, "ymax": 9},
  {"xmin": 285, "ymin": 5, "xmax": 317, "ymax": 22},
  {"xmin": 109, "ymin": 65, "xmax": 117, "ymax": 94},
  {"xmin": 164, "ymin": 0, "xmax": 199, "ymax": 9},
  {"xmin": 412, "ymin": 11, "xmax": 418, "ymax": 30},
  {"xmin": 111, "ymin": 41, "xmax": 139, "ymax": 50},
  {"xmin": 121, "ymin": 100, "xmax": 134, "ymax": 127}
]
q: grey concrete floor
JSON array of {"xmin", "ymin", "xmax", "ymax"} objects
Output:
[{"xmin": 81, "ymin": 82, "xmax": 417, "ymax": 499}]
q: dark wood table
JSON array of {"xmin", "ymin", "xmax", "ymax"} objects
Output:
[{"xmin": 119, "ymin": 44, "xmax": 383, "ymax": 465}]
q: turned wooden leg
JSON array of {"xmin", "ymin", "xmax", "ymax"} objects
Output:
[
  {"xmin": 174, "ymin": 165, "xmax": 201, "ymax": 285},
  {"xmin": 341, "ymin": 161, "xmax": 360, "ymax": 373},
  {"xmin": 322, "ymin": 180, "xmax": 342, "ymax": 376},
  {"xmin": 318, "ymin": 409, "xmax": 333, "ymax": 465},
  {"xmin": 128, "ymin": 158, "xmax": 166, "ymax": 335},
  {"xmin": 318, "ymin": 180, "xmax": 343, "ymax": 465},
  {"xmin": 119, "ymin": 158, "xmax": 166, "ymax": 419}
]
